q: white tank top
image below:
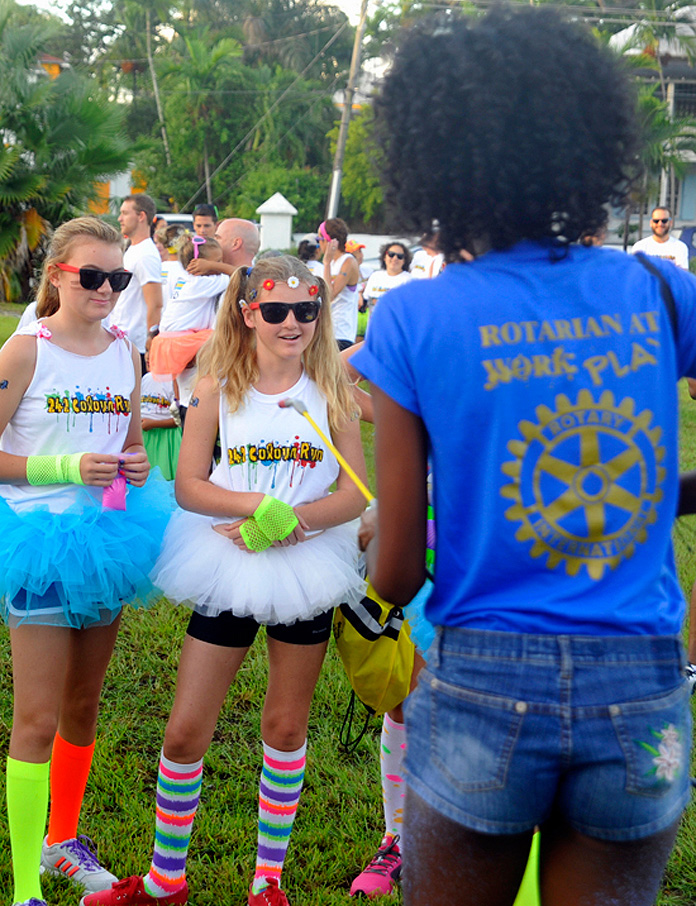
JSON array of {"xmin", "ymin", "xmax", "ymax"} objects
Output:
[
  {"xmin": 210, "ymin": 370, "xmax": 339, "ymax": 507},
  {"xmin": 0, "ymin": 321, "xmax": 135, "ymax": 513},
  {"xmin": 330, "ymin": 253, "xmax": 359, "ymax": 343}
]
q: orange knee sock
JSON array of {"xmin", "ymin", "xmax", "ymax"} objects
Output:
[{"xmin": 46, "ymin": 734, "xmax": 95, "ymax": 845}]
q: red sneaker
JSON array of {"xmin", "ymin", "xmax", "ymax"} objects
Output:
[
  {"xmin": 247, "ymin": 878, "xmax": 289, "ymax": 906},
  {"xmin": 79, "ymin": 876, "xmax": 188, "ymax": 906}
]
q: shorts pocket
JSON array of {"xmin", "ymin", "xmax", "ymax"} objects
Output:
[
  {"xmin": 609, "ymin": 682, "xmax": 691, "ymax": 799},
  {"xmin": 425, "ymin": 669, "xmax": 528, "ymax": 792}
]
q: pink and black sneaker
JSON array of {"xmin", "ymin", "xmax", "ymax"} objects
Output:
[{"xmin": 350, "ymin": 835, "xmax": 402, "ymax": 899}]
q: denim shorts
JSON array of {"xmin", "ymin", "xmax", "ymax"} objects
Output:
[{"xmin": 404, "ymin": 627, "xmax": 692, "ymax": 841}]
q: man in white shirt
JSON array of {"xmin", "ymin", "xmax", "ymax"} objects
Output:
[
  {"xmin": 111, "ymin": 194, "xmax": 164, "ymax": 365},
  {"xmin": 186, "ymin": 218, "xmax": 260, "ymax": 275},
  {"xmin": 632, "ymin": 206, "xmax": 689, "ymax": 269}
]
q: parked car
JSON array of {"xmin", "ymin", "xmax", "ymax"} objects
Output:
[{"xmin": 155, "ymin": 212, "xmax": 193, "ymax": 231}]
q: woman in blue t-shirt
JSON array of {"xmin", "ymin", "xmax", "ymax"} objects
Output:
[{"xmin": 354, "ymin": 7, "xmax": 696, "ymax": 906}]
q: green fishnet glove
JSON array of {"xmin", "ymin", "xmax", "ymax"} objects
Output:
[
  {"xmin": 253, "ymin": 495, "xmax": 299, "ymax": 541},
  {"xmin": 26, "ymin": 453, "xmax": 86, "ymax": 486},
  {"xmin": 239, "ymin": 517, "xmax": 273, "ymax": 552}
]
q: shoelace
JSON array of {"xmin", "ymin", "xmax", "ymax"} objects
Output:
[
  {"xmin": 60, "ymin": 835, "xmax": 104, "ymax": 872},
  {"xmin": 108, "ymin": 877, "xmax": 144, "ymax": 901},
  {"xmin": 362, "ymin": 835, "xmax": 401, "ymax": 877}
]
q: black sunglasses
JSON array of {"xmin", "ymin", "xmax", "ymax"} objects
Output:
[
  {"xmin": 249, "ymin": 300, "xmax": 321, "ymax": 324},
  {"xmin": 56, "ymin": 263, "xmax": 133, "ymax": 292},
  {"xmin": 652, "ymin": 218, "xmax": 670, "ymax": 225},
  {"xmin": 386, "ymin": 250, "xmax": 405, "ymax": 260}
]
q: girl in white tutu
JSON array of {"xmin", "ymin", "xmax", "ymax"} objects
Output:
[
  {"xmin": 0, "ymin": 216, "xmax": 171, "ymax": 906},
  {"xmin": 82, "ymin": 255, "xmax": 367, "ymax": 906}
]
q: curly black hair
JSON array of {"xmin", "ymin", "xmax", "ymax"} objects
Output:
[
  {"xmin": 374, "ymin": 5, "xmax": 642, "ymax": 257},
  {"xmin": 379, "ymin": 241, "xmax": 412, "ymax": 271}
]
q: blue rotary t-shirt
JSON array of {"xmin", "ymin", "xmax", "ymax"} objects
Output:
[{"xmin": 353, "ymin": 241, "xmax": 696, "ymax": 635}]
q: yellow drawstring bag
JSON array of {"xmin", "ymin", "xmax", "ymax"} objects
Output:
[{"xmin": 333, "ymin": 579, "xmax": 416, "ymax": 738}]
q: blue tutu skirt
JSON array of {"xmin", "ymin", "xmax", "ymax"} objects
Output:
[{"xmin": 0, "ymin": 474, "xmax": 174, "ymax": 629}]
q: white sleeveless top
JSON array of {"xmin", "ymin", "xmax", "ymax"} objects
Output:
[
  {"xmin": 209, "ymin": 370, "xmax": 339, "ymax": 507},
  {"xmin": 0, "ymin": 321, "xmax": 135, "ymax": 513},
  {"xmin": 330, "ymin": 252, "xmax": 359, "ymax": 343}
]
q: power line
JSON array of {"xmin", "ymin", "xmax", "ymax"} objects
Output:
[{"xmin": 179, "ymin": 18, "xmax": 350, "ymax": 211}]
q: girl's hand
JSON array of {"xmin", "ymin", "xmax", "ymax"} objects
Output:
[
  {"xmin": 119, "ymin": 450, "xmax": 150, "ymax": 487},
  {"xmin": 213, "ymin": 518, "xmax": 253, "ymax": 551},
  {"xmin": 271, "ymin": 512, "xmax": 309, "ymax": 547},
  {"xmin": 79, "ymin": 453, "xmax": 121, "ymax": 487},
  {"xmin": 213, "ymin": 511, "xmax": 310, "ymax": 551},
  {"xmin": 358, "ymin": 505, "xmax": 378, "ymax": 551},
  {"xmin": 323, "ymin": 238, "xmax": 339, "ymax": 264}
]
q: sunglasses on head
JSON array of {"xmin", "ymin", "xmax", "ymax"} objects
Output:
[
  {"xmin": 386, "ymin": 250, "xmax": 405, "ymax": 260},
  {"xmin": 192, "ymin": 235, "xmax": 206, "ymax": 258},
  {"xmin": 652, "ymin": 218, "xmax": 670, "ymax": 224},
  {"xmin": 56, "ymin": 263, "xmax": 132, "ymax": 292},
  {"xmin": 249, "ymin": 301, "xmax": 321, "ymax": 324}
]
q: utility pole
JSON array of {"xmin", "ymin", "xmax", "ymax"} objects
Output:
[{"xmin": 325, "ymin": 0, "xmax": 369, "ymax": 219}]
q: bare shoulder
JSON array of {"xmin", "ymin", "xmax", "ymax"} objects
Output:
[{"xmin": 0, "ymin": 333, "xmax": 37, "ymax": 375}]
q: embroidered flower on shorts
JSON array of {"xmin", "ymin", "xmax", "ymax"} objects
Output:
[
  {"xmin": 287, "ymin": 276, "xmax": 300, "ymax": 289},
  {"xmin": 262, "ymin": 279, "xmax": 275, "ymax": 291},
  {"xmin": 638, "ymin": 722, "xmax": 683, "ymax": 783}
]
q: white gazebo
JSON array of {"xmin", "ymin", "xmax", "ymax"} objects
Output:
[{"xmin": 256, "ymin": 192, "xmax": 298, "ymax": 252}]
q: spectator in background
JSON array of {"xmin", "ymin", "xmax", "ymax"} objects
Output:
[
  {"xmin": 410, "ymin": 230, "xmax": 445, "ymax": 279},
  {"xmin": 297, "ymin": 233, "xmax": 323, "ymax": 278},
  {"xmin": 318, "ymin": 218, "xmax": 360, "ymax": 350},
  {"xmin": 363, "ymin": 241, "xmax": 412, "ymax": 318},
  {"xmin": 187, "ymin": 218, "xmax": 260, "ymax": 277},
  {"xmin": 112, "ymin": 194, "xmax": 164, "ymax": 370},
  {"xmin": 192, "ymin": 204, "xmax": 218, "ymax": 239},
  {"xmin": 632, "ymin": 207, "xmax": 689, "ymax": 269}
]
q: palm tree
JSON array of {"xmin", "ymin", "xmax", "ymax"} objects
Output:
[
  {"xmin": 158, "ymin": 26, "xmax": 243, "ymax": 203},
  {"xmin": 0, "ymin": 0, "xmax": 131, "ymax": 302}
]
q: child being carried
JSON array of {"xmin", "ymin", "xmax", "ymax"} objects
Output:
[{"xmin": 149, "ymin": 235, "xmax": 228, "ymax": 381}]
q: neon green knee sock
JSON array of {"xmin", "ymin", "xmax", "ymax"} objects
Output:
[{"xmin": 7, "ymin": 756, "xmax": 50, "ymax": 903}]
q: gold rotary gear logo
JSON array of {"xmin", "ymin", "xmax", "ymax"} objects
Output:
[{"xmin": 501, "ymin": 390, "xmax": 665, "ymax": 580}]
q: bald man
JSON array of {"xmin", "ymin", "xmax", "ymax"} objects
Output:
[{"xmin": 187, "ymin": 218, "xmax": 260, "ymax": 275}]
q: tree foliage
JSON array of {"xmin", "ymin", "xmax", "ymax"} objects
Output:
[{"xmin": 0, "ymin": 0, "xmax": 131, "ymax": 301}]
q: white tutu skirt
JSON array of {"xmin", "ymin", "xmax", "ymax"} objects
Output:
[{"xmin": 152, "ymin": 509, "xmax": 367, "ymax": 625}]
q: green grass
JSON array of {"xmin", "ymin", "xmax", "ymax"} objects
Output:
[
  {"xmin": 2, "ymin": 326, "xmax": 696, "ymax": 903},
  {"xmin": 0, "ymin": 314, "xmax": 19, "ymax": 347}
]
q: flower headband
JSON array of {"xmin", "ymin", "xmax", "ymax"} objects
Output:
[{"xmin": 248, "ymin": 278, "xmax": 319, "ymax": 300}]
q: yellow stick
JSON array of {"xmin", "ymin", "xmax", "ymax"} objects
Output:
[{"xmin": 280, "ymin": 398, "xmax": 374, "ymax": 503}]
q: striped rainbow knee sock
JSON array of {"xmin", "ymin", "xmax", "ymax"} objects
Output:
[
  {"xmin": 251, "ymin": 740, "xmax": 306, "ymax": 895},
  {"xmin": 143, "ymin": 751, "xmax": 203, "ymax": 897}
]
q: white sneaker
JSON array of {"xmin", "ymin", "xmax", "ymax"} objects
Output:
[{"xmin": 40, "ymin": 835, "xmax": 117, "ymax": 894}]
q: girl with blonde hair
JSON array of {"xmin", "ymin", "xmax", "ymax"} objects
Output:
[
  {"xmin": 0, "ymin": 215, "xmax": 170, "ymax": 906},
  {"xmin": 83, "ymin": 255, "xmax": 367, "ymax": 906}
]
